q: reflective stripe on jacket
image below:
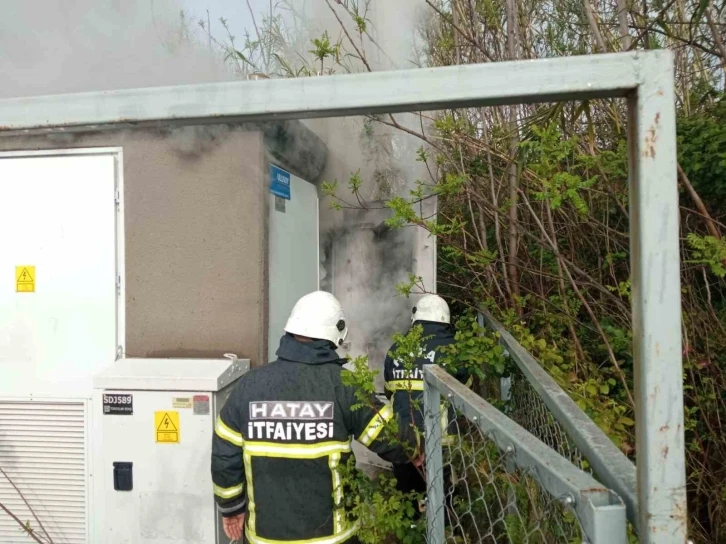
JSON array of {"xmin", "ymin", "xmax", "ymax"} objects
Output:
[{"xmin": 383, "ymin": 321, "xmax": 468, "ymax": 445}]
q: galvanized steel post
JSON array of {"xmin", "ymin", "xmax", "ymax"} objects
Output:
[
  {"xmin": 423, "ymin": 376, "xmax": 445, "ymax": 543},
  {"xmin": 628, "ymin": 50, "xmax": 687, "ymax": 541}
]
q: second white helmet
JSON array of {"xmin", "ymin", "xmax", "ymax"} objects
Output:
[
  {"xmin": 284, "ymin": 291, "xmax": 348, "ymax": 346},
  {"xmin": 412, "ymin": 294, "xmax": 450, "ymax": 324}
]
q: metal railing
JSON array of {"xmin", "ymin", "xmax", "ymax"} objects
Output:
[
  {"xmin": 424, "ymin": 364, "xmax": 627, "ymax": 543},
  {"xmin": 478, "ymin": 312, "xmax": 638, "ymax": 530}
]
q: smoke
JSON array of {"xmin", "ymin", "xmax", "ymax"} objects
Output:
[
  {"xmin": 292, "ymin": 1, "xmax": 435, "ymax": 389},
  {"xmin": 0, "ymin": 0, "xmax": 232, "ymax": 99},
  {"xmin": 165, "ymin": 124, "xmax": 233, "ymax": 159},
  {"xmin": 320, "ymin": 206, "xmax": 417, "ymax": 366},
  {"xmin": 263, "ymin": 121, "xmax": 329, "ymax": 181},
  {"xmin": 0, "ymin": 0, "xmax": 435, "ymax": 382}
]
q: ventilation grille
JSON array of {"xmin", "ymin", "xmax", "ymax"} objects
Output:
[{"xmin": 0, "ymin": 401, "xmax": 87, "ymax": 544}]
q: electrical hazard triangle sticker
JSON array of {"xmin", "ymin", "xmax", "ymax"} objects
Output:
[
  {"xmin": 17, "ymin": 268, "xmax": 34, "ymax": 282},
  {"xmin": 157, "ymin": 413, "xmax": 178, "ymax": 432},
  {"xmin": 15, "ymin": 265, "xmax": 35, "ymax": 293},
  {"xmin": 155, "ymin": 411, "xmax": 180, "ymax": 444}
]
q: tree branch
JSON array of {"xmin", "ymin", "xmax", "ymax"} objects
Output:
[
  {"xmin": 0, "ymin": 467, "xmax": 51, "ymax": 543},
  {"xmin": 424, "ymin": 0, "xmax": 494, "ymax": 62},
  {"xmin": 706, "ymin": 3, "xmax": 726, "ymax": 74},
  {"xmin": 583, "ymin": 0, "xmax": 608, "ymax": 52},
  {"xmin": 245, "ymin": 0, "xmax": 268, "ymax": 71},
  {"xmin": 617, "ymin": 0, "xmax": 633, "ymax": 51},
  {"xmin": 678, "ymin": 163, "xmax": 722, "ymax": 240},
  {"xmin": 325, "ymin": 0, "xmax": 373, "ymax": 72}
]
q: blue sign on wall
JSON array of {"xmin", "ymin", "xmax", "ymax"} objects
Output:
[{"xmin": 270, "ymin": 164, "xmax": 291, "ymax": 200}]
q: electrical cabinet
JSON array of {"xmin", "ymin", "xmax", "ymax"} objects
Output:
[{"xmin": 92, "ymin": 356, "xmax": 249, "ymax": 543}]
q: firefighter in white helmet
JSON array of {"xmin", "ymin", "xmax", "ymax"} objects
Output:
[
  {"xmin": 383, "ymin": 294, "xmax": 466, "ymax": 507},
  {"xmin": 211, "ymin": 291, "xmax": 420, "ymax": 544}
]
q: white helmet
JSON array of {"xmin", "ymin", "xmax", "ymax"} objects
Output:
[
  {"xmin": 284, "ymin": 291, "xmax": 348, "ymax": 346},
  {"xmin": 412, "ymin": 294, "xmax": 450, "ymax": 324}
]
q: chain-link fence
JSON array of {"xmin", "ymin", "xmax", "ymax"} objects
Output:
[
  {"xmin": 501, "ymin": 369, "xmax": 647, "ymax": 540},
  {"xmin": 437, "ymin": 414, "xmax": 585, "ymax": 542},
  {"xmin": 423, "ymin": 365, "xmax": 627, "ymax": 544},
  {"xmin": 478, "ymin": 312, "xmax": 638, "ymax": 530},
  {"xmin": 503, "ymin": 370, "xmax": 588, "ymax": 473}
]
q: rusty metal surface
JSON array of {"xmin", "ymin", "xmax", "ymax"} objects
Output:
[{"xmin": 627, "ymin": 52, "xmax": 687, "ymax": 542}]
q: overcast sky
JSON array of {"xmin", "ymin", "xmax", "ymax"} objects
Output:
[{"xmin": 181, "ymin": 0, "xmax": 267, "ymax": 43}]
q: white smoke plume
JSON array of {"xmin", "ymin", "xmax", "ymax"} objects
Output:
[
  {"xmin": 289, "ymin": 1, "xmax": 436, "ymax": 388},
  {"xmin": 0, "ymin": 0, "xmax": 232, "ymax": 99},
  {"xmin": 0, "ymin": 0, "xmax": 435, "ymax": 385}
]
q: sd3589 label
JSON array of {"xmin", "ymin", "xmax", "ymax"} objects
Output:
[{"xmin": 103, "ymin": 393, "xmax": 133, "ymax": 415}]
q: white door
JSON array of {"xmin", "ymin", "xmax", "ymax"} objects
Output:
[
  {"xmin": 0, "ymin": 150, "xmax": 121, "ymax": 544},
  {"xmin": 268, "ymin": 166, "xmax": 319, "ymax": 362},
  {"xmin": 0, "ymin": 150, "xmax": 121, "ymax": 394}
]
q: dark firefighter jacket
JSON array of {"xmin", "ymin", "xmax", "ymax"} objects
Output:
[
  {"xmin": 211, "ymin": 333, "xmax": 415, "ymax": 544},
  {"xmin": 383, "ymin": 321, "xmax": 468, "ymax": 444}
]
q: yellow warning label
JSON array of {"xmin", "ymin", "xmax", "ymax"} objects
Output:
[
  {"xmin": 15, "ymin": 266, "xmax": 35, "ymax": 293},
  {"xmin": 155, "ymin": 411, "xmax": 180, "ymax": 443}
]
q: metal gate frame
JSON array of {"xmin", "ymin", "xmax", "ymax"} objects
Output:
[{"xmin": 0, "ymin": 50, "xmax": 686, "ymax": 542}]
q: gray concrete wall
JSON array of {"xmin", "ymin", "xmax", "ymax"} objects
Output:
[{"xmin": 0, "ymin": 126, "xmax": 268, "ymax": 366}]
